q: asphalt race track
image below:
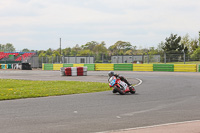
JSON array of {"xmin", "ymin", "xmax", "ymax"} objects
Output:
[{"xmin": 0, "ymin": 70, "xmax": 200, "ymax": 133}]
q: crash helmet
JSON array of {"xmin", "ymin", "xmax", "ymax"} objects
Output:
[{"xmin": 108, "ymin": 71, "xmax": 114, "ymax": 77}]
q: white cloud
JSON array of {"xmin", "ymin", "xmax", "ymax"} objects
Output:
[{"xmin": 0, "ymin": 0, "xmax": 200, "ymax": 50}]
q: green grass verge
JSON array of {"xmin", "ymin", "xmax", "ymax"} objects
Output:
[{"xmin": 0, "ymin": 79, "xmax": 110, "ymax": 100}]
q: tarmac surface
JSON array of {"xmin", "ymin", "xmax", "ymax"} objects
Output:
[
  {"xmin": 104, "ymin": 120, "xmax": 200, "ymax": 133},
  {"xmin": 0, "ymin": 69, "xmax": 200, "ymax": 133}
]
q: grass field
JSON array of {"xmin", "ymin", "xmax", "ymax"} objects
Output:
[{"xmin": 0, "ymin": 79, "xmax": 110, "ymax": 100}]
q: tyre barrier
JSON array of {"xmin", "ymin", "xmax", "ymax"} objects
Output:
[
  {"xmin": 0, "ymin": 64, "xmax": 7, "ymax": 69},
  {"xmin": 114, "ymin": 64, "xmax": 133, "ymax": 71},
  {"xmin": 174, "ymin": 64, "xmax": 197, "ymax": 72},
  {"xmin": 60, "ymin": 67, "xmax": 66, "ymax": 76},
  {"xmin": 133, "ymin": 64, "xmax": 153, "ymax": 71},
  {"xmin": 60, "ymin": 67, "xmax": 87, "ymax": 76},
  {"xmin": 199, "ymin": 64, "xmax": 200, "ymax": 72},
  {"xmin": 11, "ymin": 63, "xmax": 32, "ymax": 70},
  {"xmin": 0, "ymin": 64, "xmax": 12, "ymax": 69},
  {"xmin": 153, "ymin": 64, "xmax": 174, "ymax": 72},
  {"xmin": 21, "ymin": 63, "xmax": 32, "ymax": 70},
  {"xmin": 95, "ymin": 64, "xmax": 114, "ymax": 71},
  {"xmin": 53, "ymin": 64, "xmax": 63, "ymax": 70},
  {"xmin": 43, "ymin": 63, "xmax": 200, "ymax": 72}
]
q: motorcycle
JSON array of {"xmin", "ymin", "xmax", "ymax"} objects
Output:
[{"xmin": 108, "ymin": 76, "xmax": 136, "ymax": 95}]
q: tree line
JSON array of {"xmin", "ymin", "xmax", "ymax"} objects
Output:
[{"xmin": 1, "ymin": 32, "xmax": 200, "ymax": 62}]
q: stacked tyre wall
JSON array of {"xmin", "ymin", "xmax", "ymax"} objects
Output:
[
  {"xmin": 42, "ymin": 63, "xmax": 200, "ymax": 72},
  {"xmin": 0, "ymin": 64, "xmax": 12, "ymax": 69},
  {"xmin": 199, "ymin": 64, "xmax": 200, "ymax": 72},
  {"xmin": 60, "ymin": 67, "xmax": 87, "ymax": 76},
  {"xmin": 0, "ymin": 63, "xmax": 31, "ymax": 70}
]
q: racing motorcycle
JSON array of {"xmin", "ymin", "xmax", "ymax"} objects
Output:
[{"xmin": 108, "ymin": 76, "xmax": 136, "ymax": 95}]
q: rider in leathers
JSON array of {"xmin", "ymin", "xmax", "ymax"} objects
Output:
[{"xmin": 108, "ymin": 71, "xmax": 132, "ymax": 87}]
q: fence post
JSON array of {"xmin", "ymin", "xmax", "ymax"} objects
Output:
[
  {"xmin": 89, "ymin": 54, "xmax": 90, "ymax": 63},
  {"xmin": 117, "ymin": 55, "xmax": 118, "ymax": 64},
  {"xmin": 164, "ymin": 52, "xmax": 166, "ymax": 64},
  {"xmin": 102, "ymin": 54, "xmax": 104, "ymax": 63},
  {"xmin": 184, "ymin": 52, "xmax": 185, "ymax": 64},
  {"xmin": 75, "ymin": 55, "xmax": 77, "ymax": 63},
  {"xmin": 147, "ymin": 53, "xmax": 149, "ymax": 64},
  {"xmin": 132, "ymin": 55, "xmax": 134, "ymax": 63},
  {"xmin": 42, "ymin": 56, "xmax": 43, "ymax": 64},
  {"xmin": 142, "ymin": 54, "xmax": 144, "ymax": 63}
]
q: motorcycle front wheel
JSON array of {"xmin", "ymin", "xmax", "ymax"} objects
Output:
[{"xmin": 129, "ymin": 86, "xmax": 136, "ymax": 94}]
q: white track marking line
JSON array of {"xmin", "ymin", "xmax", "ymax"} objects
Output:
[
  {"xmin": 96, "ymin": 120, "xmax": 200, "ymax": 133},
  {"xmin": 134, "ymin": 78, "xmax": 142, "ymax": 87}
]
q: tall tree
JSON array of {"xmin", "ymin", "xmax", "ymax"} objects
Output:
[
  {"xmin": 0, "ymin": 43, "xmax": 15, "ymax": 52},
  {"xmin": 46, "ymin": 48, "xmax": 53, "ymax": 55},
  {"xmin": 22, "ymin": 48, "xmax": 30, "ymax": 52},
  {"xmin": 162, "ymin": 34, "xmax": 187, "ymax": 53},
  {"xmin": 157, "ymin": 41, "xmax": 164, "ymax": 52},
  {"xmin": 181, "ymin": 34, "xmax": 190, "ymax": 52},
  {"xmin": 199, "ymin": 31, "xmax": 200, "ymax": 45},
  {"xmin": 191, "ymin": 47, "xmax": 200, "ymax": 60},
  {"xmin": 108, "ymin": 41, "xmax": 132, "ymax": 55},
  {"xmin": 0, "ymin": 44, "xmax": 3, "ymax": 52},
  {"xmin": 62, "ymin": 47, "xmax": 71, "ymax": 56},
  {"xmin": 71, "ymin": 44, "xmax": 81, "ymax": 56},
  {"xmin": 93, "ymin": 41, "xmax": 107, "ymax": 55},
  {"xmin": 82, "ymin": 41, "xmax": 98, "ymax": 51},
  {"xmin": 190, "ymin": 38, "xmax": 199, "ymax": 53}
]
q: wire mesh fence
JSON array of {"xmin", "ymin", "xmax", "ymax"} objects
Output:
[
  {"xmin": 1, "ymin": 52, "xmax": 200, "ymax": 68},
  {"xmin": 38, "ymin": 52, "xmax": 200, "ymax": 66}
]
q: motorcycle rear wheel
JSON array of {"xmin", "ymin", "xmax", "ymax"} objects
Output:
[
  {"xmin": 115, "ymin": 86, "xmax": 125, "ymax": 95},
  {"xmin": 112, "ymin": 89, "xmax": 117, "ymax": 93}
]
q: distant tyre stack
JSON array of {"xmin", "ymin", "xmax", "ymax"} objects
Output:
[{"xmin": 60, "ymin": 67, "xmax": 87, "ymax": 76}]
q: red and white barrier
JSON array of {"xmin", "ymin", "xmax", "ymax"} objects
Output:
[
  {"xmin": 62, "ymin": 67, "xmax": 87, "ymax": 76},
  {"xmin": 71, "ymin": 67, "xmax": 77, "ymax": 76}
]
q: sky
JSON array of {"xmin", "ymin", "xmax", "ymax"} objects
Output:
[{"xmin": 0, "ymin": 0, "xmax": 200, "ymax": 51}]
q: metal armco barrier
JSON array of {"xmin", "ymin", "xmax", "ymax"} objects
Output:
[{"xmin": 60, "ymin": 67, "xmax": 87, "ymax": 76}]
